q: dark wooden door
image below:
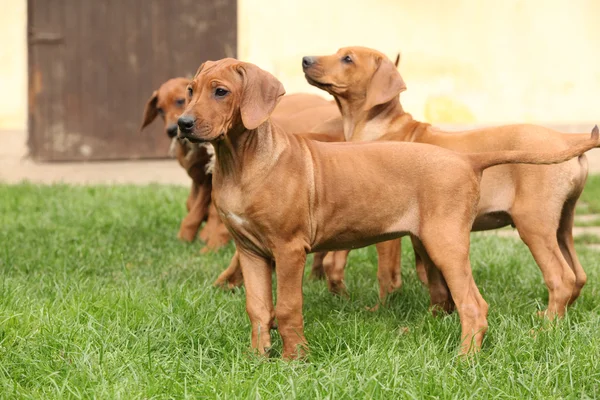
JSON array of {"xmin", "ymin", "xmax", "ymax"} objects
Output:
[{"xmin": 28, "ymin": 0, "xmax": 236, "ymax": 161}]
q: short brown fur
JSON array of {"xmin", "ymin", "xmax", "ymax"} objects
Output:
[
  {"xmin": 303, "ymin": 46, "xmax": 599, "ymax": 317},
  {"xmin": 179, "ymin": 58, "xmax": 598, "ymax": 358}
]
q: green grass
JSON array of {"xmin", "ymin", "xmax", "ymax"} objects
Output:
[
  {"xmin": 574, "ymin": 217, "xmax": 600, "ymax": 227},
  {"xmin": 1, "ymin": 183, "xmax": 600, "ymax": 399},
  {"xmin": 577, "ymin": 174, "xmax": 600, "ymax": 214},
  {"xmin": 574, "ymin": 233, "xmax": 600, "ymax": 245}
]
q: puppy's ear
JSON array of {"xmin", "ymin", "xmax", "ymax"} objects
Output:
[
  {"xmin": 194, "ymin": 60, "xmax": 216, "ymax": 78},
  {"xmin": 140, "ymin": 90, "xmax": 159, "ymax": 131},
  {"xmin": 237, "ymin": 63, "xmax": 286, "ymax": 130},
  {"xmin": 194, "ymin": 62, "xmax": 206, "ymax": 78},
  {"xmin": 363, "ymin": 57, "xmax": 406, "ymax": 111}
]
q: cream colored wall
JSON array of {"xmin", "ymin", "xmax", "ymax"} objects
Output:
[
  {"xmin": 1, "ymin": 1, "xmax": 599, "ymax": 130},
  {"xmin": 0, "ymin": 0, "xmax": 27, "ymax": 130},
  {"xmin": 239, "ymin": 0, "xmax": 600, "ymax": 124}
]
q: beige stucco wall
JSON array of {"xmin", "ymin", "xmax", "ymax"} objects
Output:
[
  {"xmin": 239, "ymin": 0, "xmax": 600, "ymax": 124},
  {"xmin": 0, "ymin": 0, "xmax": 27, "ymax": 129},
  {"xmin": 1, "ymin": 0, "xmax": 599, "ymax": 130}
]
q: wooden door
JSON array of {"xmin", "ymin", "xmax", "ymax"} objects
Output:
[{"xmin": 28, "ymin": 0, "xmax": 236, "ymax": 161}]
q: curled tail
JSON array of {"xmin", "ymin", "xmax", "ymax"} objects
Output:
[{"xmin": 469, "ymin": 125, "xmax": 599, "ymax": 172}]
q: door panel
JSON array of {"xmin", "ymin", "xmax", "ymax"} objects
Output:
[{"xmin": 28, "ymin": 0, "xmax": 237, "ymax": 161}]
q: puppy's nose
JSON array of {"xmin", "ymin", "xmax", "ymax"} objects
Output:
[
  {"xmin": 166, "ymin": 124, "xmax": 178, "ymax": 138},
  {"xmin": 302, "ymin": 56, "xmax": 315, "ymax": 69},
  {"xmin": 177, "ymin": 115, "xmax": 195, "ymax": 132}
]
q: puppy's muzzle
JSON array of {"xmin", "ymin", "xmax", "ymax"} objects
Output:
[
  {"xmin": 177, "ymin": 115, "xmax": 195, "ymax": 135},
  {"xmin": 166, "ymin": 124, "xmax": 178, "ymax": 138},
  {"xmin": 302, "ymin": 56, "xmax": 316, "ymax": 70}
]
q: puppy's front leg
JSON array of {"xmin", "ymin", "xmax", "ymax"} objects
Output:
[
  {"xmin": 202, "ymin": 203, "xmax": 231, "ymax": 252},
  {"xmin": 238, "ymin": 251, "xmax": 275, "ymax": 355},
  {"xmin": 274, "ymin": 246, "xmax": 308, "ymax": 360},
  {"xmin": 186, "ymin": 181, "xmax": 199, "ymax": 212},
  {"xmin": 178, "ymin": 182, "xmax": 211, "ymax": 242}
]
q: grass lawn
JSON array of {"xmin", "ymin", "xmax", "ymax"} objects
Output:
[
  {"xmin": 577, "ymin": 174, "xmax": 600, "ymax": 214},
  {"xmin": 1, "ymin": 182, "xmax": 599, "ymax": 399}
]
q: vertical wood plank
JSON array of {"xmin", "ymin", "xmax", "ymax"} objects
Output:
[{"xmin": 29, "ymin": 0, "xmax": 237, "ymax": 161}]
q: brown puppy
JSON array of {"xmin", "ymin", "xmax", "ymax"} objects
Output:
[
  {"xmin": 141, "ymin": 78, "xmax": 216, "ymax": 245},
  {"xmin": 141, "ymin": 78, "xmax": 341, "ymax": 252},
  {"xmin": 177, "ymin": 58, "xmax": 597, "ymax": 358},
  {"xmin": 303, "ymin": 46, "xmax": 599, "ymax": 317}
]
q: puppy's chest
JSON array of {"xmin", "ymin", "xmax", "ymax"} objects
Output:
[
  {"xmin": 216, "ymin": 194, "xmax": 271, "ymax": 256},
  {"xmin": 215, "ymin": 191, "xmax": 260, "ymax": 232}
]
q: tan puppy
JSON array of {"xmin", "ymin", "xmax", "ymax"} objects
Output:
[
  {"xmin": 176, "ymin": 58, "xmax": 597, "ymax": 358},
  {"xmin": 303, "ymin": 46, "xmax": 599, "ymax": 317},
  {"xmin": 140, "ymin": 78, "xmax": 217, "ymax": 245},
  {"xmin": 141, "ymin": 78, "xmax": 341, "ymax": 252}
]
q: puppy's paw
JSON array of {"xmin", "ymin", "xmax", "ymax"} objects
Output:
[
  {"xmin": 177, "ymin": 230, "xmax": 196, "ymax": 242},
  {"xmin": 308, "ymin": 268, "xmax": 326, "ymax": 281},
  {"xmin": 366, "ymin": 304, "xmax": 380, "ymax": 312},
  {"xmin": 328, "ymin": 280, "xmax": 349, "ymax": 298},
  {"xmin": 213, "ymin": 272, "xmax": 244, "ymax": 290}
]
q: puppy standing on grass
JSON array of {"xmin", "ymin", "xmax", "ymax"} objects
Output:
[
  {"xmin": 302, "ymin": 46, "xmax": 600, "ymax": 318},
  {"xmin": 141, "ymin": 78, "xmax": 342, "ymax": 252},
  {"xmin": 140, "ymin": 78, "xmax": 220, "ymax": 247},
  {"xmin": 176, "ymin": 58, "xmax": 598, "ymax": 358}
]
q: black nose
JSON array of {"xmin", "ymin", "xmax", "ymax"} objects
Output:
[
  {"xmin": 177, "ymin": 115, "xmax": 195, "ymax": 132},
  {"xmin": 302, "ymin": 56, "xmax": 315, "ymax": 69},
  {"xmin": 166, "ymin": 124, "xmax": 178, "ymax": 138}
]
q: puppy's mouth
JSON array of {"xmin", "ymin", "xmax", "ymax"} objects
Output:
[
  {"xmin": 304, "ymin": 75, "xmax": 345, "ymax": 91},
  {"xmin": 304, "ymin": 75, "xmax": 333, "ymax": 88},
  {"xmin": 179, "ymin": 132, "xmax": 224, "ymax": 143}
]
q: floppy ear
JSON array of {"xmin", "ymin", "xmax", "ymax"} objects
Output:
[
  {"xmin": 237, "ymin": 63, "xmax": 286, "ymax": 130},
  {"xmin": 194, "ymin": 62, "xmax": 207, "ymax": 78},
  {"xmin": 363, "ymin": 57, "xmax": 407, "ymax": 111},
  {"xmin": 140, "ymin": 90, "xmax": 158, "ymax": 131},
  {"xmin": 194, "ymin": 60, "xmax": 217, "ymax": 78}
]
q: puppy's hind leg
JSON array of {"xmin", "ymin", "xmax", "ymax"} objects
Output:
[
  {"xmin": 323, "ymin": 250, "xmax": 350, "ymax": 296},
  {"xmin": 309, "ymin": 252, "xmax": 327, "ymax": 280},
  {"xmin": 368, "ymin": 239, "xmax": 402, "ymax": 311},
  {"xmin": 557, "ymin": 198, "xmax": 587, "ymax": 304},
  {"xmin": 414, "ymin": 251, "xmax": 429, "ymax": 285},
  {"xmin": 214, "ymin": 251, "xmax": 244, "ymax": 289},
  {"xmin": 513, "ymin": 210, "xmax": 576, "ymax": 318},
  {"xmin": 420, "ymin": 226, "xmax": 488, "ymax": 355},
  {"xmin": 410, "ymin": 235, "xmax": 454, "ymax": 314},
  {"xmin": 376, "ymin": 239, "xmax": 403, "ymax": 301}
]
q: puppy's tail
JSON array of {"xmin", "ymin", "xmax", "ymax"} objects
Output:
[
  {"xmin": 468, "ymin": 125, "xmax": 599, "ymax": 172},
  {"xmin": 561, "ymin": 126, "xmax": 600, "ymax": 148}
]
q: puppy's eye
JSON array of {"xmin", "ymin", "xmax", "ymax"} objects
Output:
[
  {"xmin": 215, "ymin": 88, "xmax": 229, "ymax": 97},
  {"xmin": 187, "ymin": 87, "xmax": 193, "ymax": 98},
  {"xmin": 157, "ymin": 107, "xmax": 164, "ymax": 116},
  {"xmin": 175, "ymin": 98, "xmax": 185, "ymax": 107},
  {"xmin": 342, "ymin": 55, "xmax": 353, "ymax": 64}
]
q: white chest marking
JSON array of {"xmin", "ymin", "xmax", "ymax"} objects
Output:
[{"xmin": 228, "ymin": 212, "xmax": 246, "ymax": 226}]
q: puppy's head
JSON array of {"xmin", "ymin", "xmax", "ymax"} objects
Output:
[
  {"xmin": 302, "ymin": 46, "xmax": 406, "ymax": 110},
  {"xmin": 140, "ymin": 77, "xmax": 189, "ymax": 138},
  {"xmin": 177, "ymin": 59, "xmax": 285, "ymax": 143}
]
